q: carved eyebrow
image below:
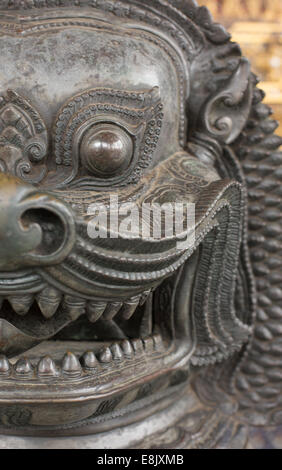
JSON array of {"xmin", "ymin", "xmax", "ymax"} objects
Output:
[
  {"xmin": 0, "ymin": 89, "xmax": 48, "ymax": 184},
  {"xmin": 54, "ymin": 86, "xmax": 161, "ymax": 166},
  {"xmin": 55, "ymin": 86, "xmax": 161, "ymax": 123},
  {"xmin": 52, "ymin": 86, "xmax": 164, "ymax": 189}
]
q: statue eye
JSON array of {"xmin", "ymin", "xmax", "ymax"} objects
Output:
[
  {"xmin": 53, "ymin": 87, "xmax": 163, "ymax": 189},
  {"xmin": 80, "ymin": 124, "xmax": 133, "ymax": 178}
]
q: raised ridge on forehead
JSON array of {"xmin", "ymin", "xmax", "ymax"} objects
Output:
[
  {"xmin": 0, "ymin": 0, "xmax": 230, "ymax": 49},
  {"xmin": 0, "ymin": 1, "xmax": 203, "ymax": 61},
  {"xmin": 0, "ymin": 10, "xmax": 189, "ymax": 168},
  {"xmin": 0, "ymin": 0, "xmax": 198, "ymax": 10}
]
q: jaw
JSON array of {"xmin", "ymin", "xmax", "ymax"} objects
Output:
[
  {"xmin": 0, "ymin": 158, "xmax": 248, "ymax": 432},
  {"xmin": 0, "ymin": 255, "xmax": 197, "ymax": 429}
]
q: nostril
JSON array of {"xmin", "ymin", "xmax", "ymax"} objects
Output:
[
  {"xmin": 0, "ymin": 173, "xmax": 75, "ymax": 270},
  {"xmin": 21, "ymin": 208, "xmax": 66, "ymax": 256}
]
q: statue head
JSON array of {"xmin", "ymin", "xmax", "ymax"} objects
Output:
[{"xmin": 0, "ymin": 1, "xmax": 271, "ymax": 442}]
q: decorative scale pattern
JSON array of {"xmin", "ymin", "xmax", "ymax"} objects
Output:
[{"xmin": 233, "ymin": 86, "xmax": 282, "ymax": 426}]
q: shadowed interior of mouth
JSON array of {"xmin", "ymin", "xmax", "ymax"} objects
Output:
[
  {"xmin": 0, "ymin": 267, "xmax": 191, "ymax": 388},
  {"xmin": 0, "ymin": 287, "xmax": 153, "ymax": 341}
]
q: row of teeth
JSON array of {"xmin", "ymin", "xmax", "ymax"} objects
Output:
[
  {"xmin": 0, "ymin": 335, "xmax": 164, "ymax": 380},
  {"xmin": 0, "ymin": 287, "xmax": 152, "ymax": 321}
]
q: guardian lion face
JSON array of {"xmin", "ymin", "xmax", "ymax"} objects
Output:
[{"xmin": 0, "ymin": 1, "xmax": 257, "ymax": 439}]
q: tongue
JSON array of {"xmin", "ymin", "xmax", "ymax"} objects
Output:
[{"xmin": 0, "ymin": 305, "xmax": 78, "ymax": 358}]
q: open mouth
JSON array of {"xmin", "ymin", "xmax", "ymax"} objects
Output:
[
  {"xmin": 0, "ymin": 260, "xmax": 196, "ymax": 429},
  {"xmin": 0, "ymin": 171, "xmax": 253, "ymax": 432}
]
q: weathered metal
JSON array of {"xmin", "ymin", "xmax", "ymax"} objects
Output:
[{"xmin": 0, "ymin": 0, "xmax": 280, "ymax": 449}]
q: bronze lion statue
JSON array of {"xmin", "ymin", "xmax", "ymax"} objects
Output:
[{"xmin": 0, "ymin": 0, "xmax": 280, "ymax": 449}]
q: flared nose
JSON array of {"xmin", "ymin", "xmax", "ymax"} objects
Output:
[{"xmin": 0, "ymin": 172, "xmax": 75, "ymax": 270}]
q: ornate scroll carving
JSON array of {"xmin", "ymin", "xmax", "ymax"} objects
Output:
[
  {"xmin": 53, "ymin": 87, "xmax": 163, "ymax": 188},
  {"xmin": 202, "ymin": 58, "xmax": 253, "ymax": 144},
  {"xmin": 0, "ymin": 90, "xmax": 48, "ymax": 184}
]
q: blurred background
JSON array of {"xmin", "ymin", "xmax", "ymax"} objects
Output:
[{"xmin": 198, "ymin": 0, "xmax": 282, "ymax": 136}]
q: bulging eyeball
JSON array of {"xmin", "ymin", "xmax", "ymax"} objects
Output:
[{"xmin": 80, "ymin": 123, "xmax": 133, "ymax": 178}]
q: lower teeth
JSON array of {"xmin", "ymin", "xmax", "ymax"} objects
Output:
[{"xmin": 0, "ymin": 334, "xmax": 164, "ymax": 381}]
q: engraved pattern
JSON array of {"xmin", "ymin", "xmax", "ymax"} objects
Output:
[
  {"xmin": 53, "ymin": 87, "xmax": 163, "ymax": 187},
  {"xmin": 0, "ymin": 90, "xmax": 48, "ymax": 183},
  {"xmin": 0, "ymin": 0, "xmax": 281, "ymax": 449}
]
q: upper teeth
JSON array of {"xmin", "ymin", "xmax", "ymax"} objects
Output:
[
  {"xmin": 8, "ymin": 295, "xmax": 34, "ymax": 316},
  {"xmin": 103, "ymin": 302, "xmax": 123, "ymax": 321},
  {"xmin": 63, "ymin": 296, "xmax": 86, "ymax": 321},
  {"xmin": 0, "ymin": 288, "xmax": 152, "ymax": 323},
  {"xmin": 86, "ymin": 301, "xmax": 107, "ymax": 323},
  {"xmin": 120, "ymin": 296, "xmax": 141, "ymax": 320}
]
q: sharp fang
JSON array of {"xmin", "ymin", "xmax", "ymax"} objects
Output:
[
  {"xmin": 121, "ymin": 339, "xmax": 134, "ymax": 358},
  {"xmin": 63, "ymin": 296, "xmax": 86, "ymax": 321},
  {"xmin": 103, "ymin": 302, "xmax": 122, "ymax": 321},
  {"xmin": 37, "ymin": 356, "xmax": 57, "ymax": 377},
  {"xmin": 0, "ymin": 355, "xmax": 10, "ymax": 375},
  {"xmin": 87, "ymin": 301, "xmax": 107, "ymax": 323},
  {"xmin": 111, "ymin": 343, "xmax": 123, "ymax": 361},
  {"xmin": 81, "ymin": 351, "xmax": 98, "ymax": 369},
  {"xmin": 120, "ymin": 296, "xmax": 140, "ymax": 320},
  {"xmin": 8, "ymin": 295, "xmax": 34, "ymax": 316},
  {"xmin": 139, "ymin": 290, "xmax": 151, "ymax": 306},
  {"xmin": 37, "ymin": 287, "xmax": 62, "ymax": 319},
  {"xmin": 62, "ymin": 352, "xmax": 82, "ymax": 377},
  {"xmin": 15, "ymin": 358, "xmax": 33, "ymax": 375},
  {"xmin": 98, "ymin": 347, "xmax": 112, "ymax": 363}
]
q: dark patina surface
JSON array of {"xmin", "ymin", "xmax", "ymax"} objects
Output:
[{"xmin": 0, "ymin": 0, "xmax": 280, "ymax": 449}]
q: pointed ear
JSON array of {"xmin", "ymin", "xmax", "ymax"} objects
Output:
[{"xmin": 202, "ymin": 58, "xmax": 253, "ymax": 144}]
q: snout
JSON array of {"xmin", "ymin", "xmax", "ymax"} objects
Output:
[
  {"xmin": 0, "ymin": 173, "xmax": 75, "ymax": 270},
  {"xmin": 44, "ymin": 152, "xmax": 221, "ymax": 301}
]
